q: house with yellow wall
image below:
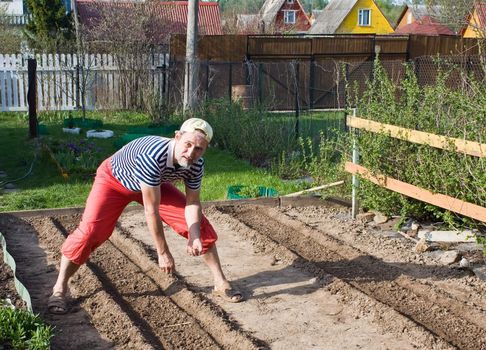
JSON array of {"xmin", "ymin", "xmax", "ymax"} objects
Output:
[
  {"xmin": 462, "ymin": 2, "xmax": 486, "ymax": 38},
  {"xmin": 309, "ymin": 0, "xmax": 394, "ymax": 34}
]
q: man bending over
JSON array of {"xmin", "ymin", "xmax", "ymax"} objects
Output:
[{"xmin": 48, "ymin": 118, "xmax": 243, "ymax": 314}]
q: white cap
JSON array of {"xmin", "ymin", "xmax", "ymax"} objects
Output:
[{"xmin": 179, "ymin": 118, "xmax": 213, "ymax": 143}]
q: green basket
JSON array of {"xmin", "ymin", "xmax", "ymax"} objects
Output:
[
  {"xmin": 37, "ymin": 124, "xmax": 48, "ymax": 135},
  {"xmin": 114, "ymin": 133, "xmax": 149, "ymax": 149},
  {"xmin": 63, "ymin": 118, "xmax": 103, "ymax": 129},
  {"xmin": 227, "ymin": 185, "xmax": 278, "ymax": 200}
]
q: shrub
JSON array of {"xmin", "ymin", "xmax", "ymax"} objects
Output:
[
  {"xmin": 352, "ymin": 57, "xmax": 486, "ymax": 229},
  {"xmin": 201, "ymin": 99, "xmax": 297, "ymax": 167},
  {"xmin": 0, "ymin": 305, "xmax": 53, "ymax": 350}
]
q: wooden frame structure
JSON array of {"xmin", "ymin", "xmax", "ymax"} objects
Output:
[{"xmin": 345, "ymin": 115, "xmax": 486, "ymax": 223}]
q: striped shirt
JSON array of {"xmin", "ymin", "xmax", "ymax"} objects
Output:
[{"xmin": 111, "ymin": 136, "xmax": 204, "ymax": 192}]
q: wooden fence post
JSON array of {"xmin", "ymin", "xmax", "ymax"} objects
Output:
[
  {"xmin": 27, "ymin": 59, "xmax": 38, "ymax": 138},
  {"xmin": 351, "ymin": 108, "xmax": 359, "ymax": 218},
  {"xmin": 228, "ymin": 62, "xmax": 233, "ymax": 101},
  {"xmin": 294, "ymin": 61, "xmax": 300, "ymax": 139},
  {"xmin": 309, "ymin": 56, "xmax": 315, "ymax": 109}
]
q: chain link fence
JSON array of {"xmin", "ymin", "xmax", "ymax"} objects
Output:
[{"xmin": 166, "ymin": 55, "xmax": 486, "ymax": 112}]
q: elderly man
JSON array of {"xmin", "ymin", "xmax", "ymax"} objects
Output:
[{"xmin": 48, "ymin": 118, "xmax": 243, "ymax": 314}]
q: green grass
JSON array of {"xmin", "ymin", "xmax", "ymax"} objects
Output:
[{"xmin": 0, "ymin": 111, "xmax": 304, "ymax": 211}]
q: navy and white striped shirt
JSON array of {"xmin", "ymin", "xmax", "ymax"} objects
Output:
[{"xmin": 111, "ymin": 136, "xmax": 204, "ymax": 192}]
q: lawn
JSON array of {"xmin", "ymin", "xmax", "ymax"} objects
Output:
[{"xmin": 0, "ymin": 111, "xmax": 304, "ymax": 211}]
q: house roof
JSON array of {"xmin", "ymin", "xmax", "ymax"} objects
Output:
[
  {"xmin": 395, "ymin": 15, "xmax": 455, "ymax": 36},
  {"xmin": 309, "ymin": 0, "xmax": 358, "ymax": 34},
  {"xmin": 259, "ymin": 0, "xmax": 287, "ymax": 26},
  {"xmin": 76, "ymin": 0, "xmax": 223, "ymax": 37}
]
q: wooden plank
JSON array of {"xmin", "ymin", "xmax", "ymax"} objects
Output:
[
  {"xmin": 283, "ymin": 181, "xmax": 345, "ymax": 197},
  {"xmin": 347, "ymin": 116, "xmax": 486, "ymax": 158},
  {"xmin": 5, "ymin": 55, "xmax": 13, "ymax": 109},
  {"xmin": 345, "ymin": 162, "xmax": 486, "ymax": 223},
  {"xmin": 17, "ymin": 54, "xmax": 26, "ymax": 111}
]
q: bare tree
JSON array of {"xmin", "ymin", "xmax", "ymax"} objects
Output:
[
  {"xmin": 78, "ymin": 0, "xmax": 171, "ymax": 119},
  {"xmin": 0, "ymin": 5, "xmax": 23, "ymax": 53},
  {"xmin": 422, "ymin": 0, "xmax": 485, "ymax": 38}
]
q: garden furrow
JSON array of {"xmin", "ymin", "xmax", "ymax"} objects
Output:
[
  {"xmin": 47, "ymin": 216, "xmax": 223, "ymax": 350},
  {"xmin": 218, "ymin": 206, "xmax": 486, "ymax": 350}
]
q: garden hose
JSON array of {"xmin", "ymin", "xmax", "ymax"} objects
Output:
[
  {"xmin": 0, "ymin": 231, "xmax": 33, "ymax": 312},
  {"xmin": 0, "ymin": 139, "xmax": 40, "ymax": 188}
]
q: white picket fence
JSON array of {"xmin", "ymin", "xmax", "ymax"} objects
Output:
[{"xmin": 0, "ymin": 53, "xmax": 168, "ymax": 112}]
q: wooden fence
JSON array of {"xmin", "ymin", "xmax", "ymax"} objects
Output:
[
  {"xmin": 168, "ymin": 34, "xmax": 484, "ymax": 111},
  {"xmin": 0, "ymin": 53, "xmax": 168, "ymax": 112},
  {"xmin": 345, "ymin": 115, "xmax": 486, "ymax": 223},
  {"xmin": 170, "ymin": 34, "xmax": 481, "ymax": 61}
]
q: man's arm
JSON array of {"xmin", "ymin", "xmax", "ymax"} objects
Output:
[
  {"xmin": 185, "ymin": 185, "xmax": 203, "ymax": 256},
  {"xmin": 140, "ymin": 183, "xmax": 175, "ymax": 274}
]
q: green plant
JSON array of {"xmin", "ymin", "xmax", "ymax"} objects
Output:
[
  {"xmin": 50, "ymin": 139, "xmax": 104, "ymax": 175},
  {"xmin": 201, "ymin": 99, "xmax": 297, "ymax": 166},
  {"xmin": 235, "ymin": 185, "xmax": 261, "ymax": 198},
  {"xmin": 352, "ymin": 57, "xmax": 485, "ymax": 233},
  {"xmin": 0, "ymin": 305, "xmax": 53, "ymax": 349}
]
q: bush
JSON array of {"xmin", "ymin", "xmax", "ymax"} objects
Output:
[
  {"xmin": 0, "ymin": 305, "xmax": 53, "ymax": 350},
  {"xmin": 352, "ymin": 57, "xmax": 486, "ymax": 228},
  {"xmin": 201, "ymin": 99, "xmax": 297, "ymax": 167}
]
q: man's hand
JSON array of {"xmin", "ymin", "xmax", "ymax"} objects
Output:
[
  {"xmin": 187, "ymin": 235, "xmax": 203, "ymax": 256},
  {"xmin": 158, "ymin": 251, "xmax": 175, "ymax": 274}
]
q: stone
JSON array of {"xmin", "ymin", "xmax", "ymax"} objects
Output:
[
  {"xmin": 415, "ymin": 238, "xmax": 431, "ymax": 253},
  {"xmin": 405, "ymin": 229, "xmax": 418, "ymax": 238},
  {"xmin": 4, "ymin": 183, "xmax": 15, "ymax": 189},
  {"xmin": 472, "ymin": 266, "xmax": 486, "ymax": 281},
  {"xmin": 372, "ymin": 212, "xmax": 389, "ymax": 224},
  {"xmin": 400, "ymin": 218, "xmax": 414, "ymax": 232},
  {"xmin": 439, "ymin": 251, "xmax": 460, "ymax": 265},
  {"xmin": 356, "ymin": 212, "xmax": 375, "ymax": 223},
  {"xmin": 459, "ymin": 257, "xmax": 470, "ymax": 268},
  {"xmin": 418, "ymin": 230, "xmax": 476, "ymax": 243}
]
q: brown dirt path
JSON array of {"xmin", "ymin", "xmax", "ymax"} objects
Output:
[{"xmin": 0, "ymin": 200, "xmax": 485, "ymax": 349}]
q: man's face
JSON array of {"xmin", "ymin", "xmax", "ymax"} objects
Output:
[{"xmin": 173, "ymin": 131, "xmax": 208, "ymax": 167}]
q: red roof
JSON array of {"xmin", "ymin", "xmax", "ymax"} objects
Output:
[
  {"xmin": 76, "ymin": 0, "xmax": 223, "ymax": 40},
  {"xmin": 394, "ymin": 15, "xmax": 456, "ymax": 36}
]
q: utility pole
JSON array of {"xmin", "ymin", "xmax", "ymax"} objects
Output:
[{"xmin": 183, "ymin": 0, "xmax": 199, "ymax": 115}]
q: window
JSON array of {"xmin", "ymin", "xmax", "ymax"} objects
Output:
[
  {"xmin": 407, "ymin": 13, "xmax": 412, "ymax": 24},
  {"xmin": 284, "ymin": 10, "xmax": 296, "ymax": 24},
  {"xmin": 287, "ymin": 0, "xmax": 294, "ymax": 4},
  {"xmin": 358, "ymin": 9, "xmax": 371, "ymax": 26}
]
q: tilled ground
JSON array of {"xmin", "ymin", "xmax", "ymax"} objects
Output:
[{"xmin": 0, "ymin": 201, "xmax": 485, "ymax": 349}]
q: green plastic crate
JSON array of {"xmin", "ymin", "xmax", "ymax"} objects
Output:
[
  {"xmin": 227, "ymin": 185, "xmax": 278, "ymax": 200},
  {"xmin": 37, "ymin": 124, "xmax": 48, "ymax": 135}
]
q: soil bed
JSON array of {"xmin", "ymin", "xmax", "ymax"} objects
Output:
[{"xmin": 0, "ymin": 200, "xmax": 485, "ymax": 349}]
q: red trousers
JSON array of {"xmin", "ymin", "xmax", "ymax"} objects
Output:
[{"xmin": 62, "ymin": 158, "xmax": 218, "ymax": 265}]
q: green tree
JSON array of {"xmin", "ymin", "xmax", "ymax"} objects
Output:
[
  {"xmin": 375, "ymin": 0, "xmax": 406, "ymax": 27},
  {"xmin": 304, "ymin": 0, "xmax": 329, "ymax": 12},
  {"xmin": 24, "ymin": 0, "xmax": 74, "ymax": 52},
  {"xmin": 218, "ymin": 0, "xmax": 265, "ymax": 13}
]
